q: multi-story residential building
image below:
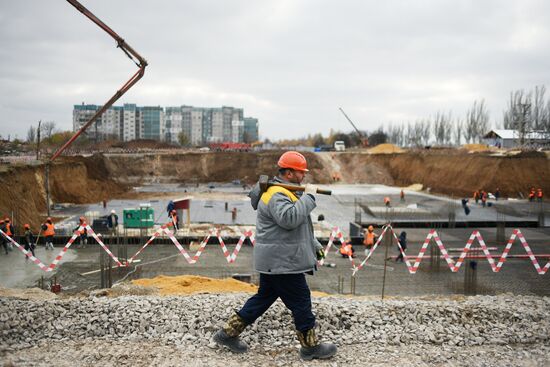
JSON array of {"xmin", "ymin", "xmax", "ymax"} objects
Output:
[
  {"xmin": 164, "ymin": 107, "xmax": 182, "ymax": 144},
  {"xmin": 73, "ymin": 103, "xmax": 259, "ymax": 146},
  {"xmin": 123, "ymin": 104, "xmax": 138, "ymax": 141},
  {"xmin": 232, "ymin": 120, "xmax": 244, "ymax": 143},
  {"xmin": 243, "ymin": 117, "xmax": 259, "ymax": 142},
  {"xmin": 140, "ymin": 106, "xmax": 164, "ymax": 140},
  {"xmin": 190, "ymin": 108, "xmax": 203, "ymax": 146}
]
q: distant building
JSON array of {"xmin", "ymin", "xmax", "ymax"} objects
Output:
[
  {"xmin": 243, "ymin": 117, "xmax": 259, "ymax": 142},
  {"xmin": 483, "ymin": 129, "xmax": 550, "ymax": 149},
  {"xmin": 73, "ymin": 103, "xmax": 259, "ymax": 145}
]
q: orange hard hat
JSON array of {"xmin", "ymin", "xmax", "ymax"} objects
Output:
[
  {"xmin": 277, "ymin": 151, "xmax": 309, "ymax": 172},
  {"xmin": 4, "ymin": 217, "xmax": 9, "ymax": 222},
  {"xmin": 24, "ymin": 224, "xmax": 30, "ymax": 229}
]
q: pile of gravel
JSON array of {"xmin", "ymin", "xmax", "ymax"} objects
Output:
[{"xmin": 1, "ymin": 293, "xmax": 549, "ymax": 366}]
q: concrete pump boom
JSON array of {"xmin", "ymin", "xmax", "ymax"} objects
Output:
[{"xmin": 50, "ymin": 0, "xmax": 148, "ymax": 161}]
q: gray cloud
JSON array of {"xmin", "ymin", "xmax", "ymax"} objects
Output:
[{"xmin": 1, "ymin": 0, "xmax": 549, "ymax": 141}]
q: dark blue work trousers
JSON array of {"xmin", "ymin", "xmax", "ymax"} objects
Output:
[{"xmin": 237, "ymin": 273, "xmax": 315, "ymax": 332}]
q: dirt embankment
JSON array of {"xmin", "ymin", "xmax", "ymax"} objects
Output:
[
  {"xmin": 1, "ymin": 150, "xmax": 548, "ymax": 227},
  {"xmin": 0, "ymin": 156, "xmax": 127, "ymax": 228},
  {"xmin": 332, "ymin": 150, "xmax": 550, "ymax": 197}
]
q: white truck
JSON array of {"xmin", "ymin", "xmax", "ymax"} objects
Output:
[{"xmin": 334, "ymin": 141, "xmax": 346, "ymax": 151}]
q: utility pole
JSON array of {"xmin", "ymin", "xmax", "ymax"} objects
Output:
[
  {"xmin": 36, "ymin": 120, "xmax": 41, "ymax": 160},
  {"xmin": 45, "ymin": 163, "xmax": 51, "ymax": 217}
]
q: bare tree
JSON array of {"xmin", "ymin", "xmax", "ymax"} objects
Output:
[
  {"xmin": 26, "ymin": 126, "xmax": 36, "ymax": 143},
  {"xmin": 407, "ymin": 120, "xmax": 427, "ymax": 147},
  {"xmin": 41, "ymin": 121, "xmax": 56, "ymax": 139},
  {"xmin": 386, "ymin": 123, "xmax": 405, "ymax": 146},
  {"xmin": 531, "ymin": 85, "xmax": 547, "ymax": 131},
  {"xmin": 545, "ymin": 99, "xmax": 550, "ymax": 134},
  {"xmin": 453, "ymin": 118, "xmax": 463, "ymax": 146},
  {"xmin": 433, "ymin": 111, "xmax": 453, "ymax": 145},
  {"xmin": 420, "ymin": 119, "xmax": 431, "ymax": 146},
  {"xmin": 503, "ymin": 90, "xmax": 527, "ymax": 129},
  {"xmin": 465, "ymin": 99, "xmax": 489, "ymax": 143}
]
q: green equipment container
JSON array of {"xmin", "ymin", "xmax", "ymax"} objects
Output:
[{"xmin": 123, "ymin": 204, "xmax": 155, "ymax": 228}]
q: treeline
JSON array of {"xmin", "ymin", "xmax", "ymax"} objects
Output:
[{"xmin": 277, "ymin": 85, "xmax": 550, "ymax": 148}]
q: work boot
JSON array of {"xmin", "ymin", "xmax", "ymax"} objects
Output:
[
  {"xmin": 296, "ymin": 328, "xmax": 337, "ymax": 361},
  {"xmin": 213, "ymin": 313, "xmax": 248, "ymax": 353}
]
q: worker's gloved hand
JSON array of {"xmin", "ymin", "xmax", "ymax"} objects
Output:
[
  {"xmin": 316, "ymin": 248, "xmax": 325, "ymax": 260},
  {"xmin": 304, "ymin": 184, "xmax": 318, "ymax": 195}
]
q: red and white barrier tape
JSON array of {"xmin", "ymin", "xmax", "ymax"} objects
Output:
[
  {"xmin": 2, "ymin": 224, "xmax": 548, "ymax": 275},
  {"xmin": 0, "ymin": 225, "xmax": 122, "ymax": 272}
]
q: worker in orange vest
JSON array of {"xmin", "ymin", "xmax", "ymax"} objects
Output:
[
  {"xmin": 75, "ymin": 216, "xmax": 88, "ymax": 249},
  {"xmin": 42, "ymin": 217, "xmax": 55, "ymax": 250},
  {"xmin": 4, "ymin": 217, "xmax": 14, "ymax": 237},
  {"xmin": 537, "ymin": 188, "xmax": 543, "ymax": 202},
  {"xmin": 339, "ymin": 241, "xmax": 355, "ymax": 258},
  {"xmin": 170, "ymin": 209, "xmax": 179, "ymax": 230},
  {"xmin": 363, "ymin": 225, "xmax": 378, "ymax": 257},
  {"xmin": 3, "ymin": 218, "xmax": 14, "ymax": 253},
  {"xmin": 473, "ymin": 190, "xmax": 480, "ymax": 204},
  {"xmin": 529, "ymin": 187, "xmax": 536, "ymax": 202}
]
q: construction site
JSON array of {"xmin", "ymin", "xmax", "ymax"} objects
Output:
[{"xmin": 1, "ymin": 1, "xmax": 550, "ymax": 366}]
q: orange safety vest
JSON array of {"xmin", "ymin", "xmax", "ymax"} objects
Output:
[
  {"xmin": 364, "ymin": 231, "xmax": 376, "ymax": 246},
  {"xmin": 78, "ymin": 222, "xmax": 87, "ymax": 235},
  {"xmin": 340, "ymin": 243, "xmax": 353, "ymax": 256},
  {"xmin": 5, "ymin": 223, "xmax": 13, "ymax": 236},
  {"xmin": 44, "ymin": 223, "xmax": 55, "ymax": 236}
]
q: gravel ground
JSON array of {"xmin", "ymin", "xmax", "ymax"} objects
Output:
[{"xmin": 1, "ymin": 292, "xmax": 549, "ymax": 366}]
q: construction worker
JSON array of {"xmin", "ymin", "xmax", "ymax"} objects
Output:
[
  {"xmin": 213, "ymin": 151, "xmax": 336, "ymax": 360},
  {"xmin": 529, "ymin": 187, "xmax": 536, "ymax": 202},
  {"xmin": 339, "ymin": 240, "xmax": 355, "ymax": 258},
  {"xmin": 537, "ymin": 188, "xmax": 543, "ymax": 202},
  {"xmin": 23, "ymin": 224, "xmax": 36, "ymax": 258},
  {"xmin": 384, "ymin": 196, "xmax": 391, "ymax": 207},
  {"xmin": 395, "ymin": 231, "xmax": 407, "ymax": 262},
  {"xmin": 363, "ymin": 225, "xmax": 378, "ymax": 257},
  {"xmin": 473, "ymin": 190, "xmax": 480, "ymax": 204},
  {"xmin": 169, "ymin": 209, "xmax": 179, "ymax": 230},
  {"xmin": 166, "ymin": 200, "xmax": 175, "ymax": 216},
  {"xmin": 400, "ymin": 189, "xmax": 405, "ymax": 202},
  {"xmin": 494, "ymin": 188, "xmax": 500, "ymax": 201},
  {"xmin": 42, "ymin": 217, "xmax": 55, "ymax": 251},
  {"xmin": 4, "ymin": 218, "xmax": 14, "ymax": 252},
  {"xmin": 107, "ymin": 209, "xmax": 119, "ymax": 235},
  {"xmin": 481, "ymin": 190, "xmax": 487, "ymax": 207},
  {"xmin": 75, "ymin": 217, "xmax": 88, "ymax": 248},
  {"xmin": 0, "ymin": 219, "xmax": 7, "ymax": 254}
]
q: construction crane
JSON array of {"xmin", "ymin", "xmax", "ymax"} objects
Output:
[{"xmin": 338, "ymin": 107, "xmax": 368, "ymax": 147}]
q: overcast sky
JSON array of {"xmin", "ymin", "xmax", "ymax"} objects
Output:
[{"xmin": 1, "ymin": 0, "xmax": 549, "ymax": 141}]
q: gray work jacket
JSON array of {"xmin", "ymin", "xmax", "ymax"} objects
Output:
[{"xmin": 249, "ymin": 177, "xmax": 323, "ymax": 274}]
